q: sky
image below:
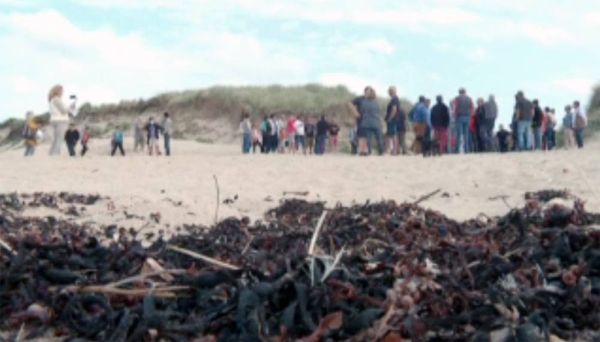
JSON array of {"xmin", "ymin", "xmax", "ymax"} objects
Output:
[{"xmin": 1, "ymin": 0, "xmax": 599, "ymax": 125}]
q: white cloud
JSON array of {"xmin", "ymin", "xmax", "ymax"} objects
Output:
[
  {"xmin": 553, "ymin": 79, "xmax": 597, "ymax": 96},
  {"xmin": 12, "ymin": 76, "xmax": 39, "ymax": 94},
  {"xmin": 319, "ymin": 72, "xmax": 386, "ymax": 95},
  {"xmin": 355, "ymin": 38, "xmax": 395, "ymax": 55},
  {"xmin": 468, "ymin": 47, "xmax": 487, "ymax": 62},
  {"xmin": 0, "ymin": 9, "xmax": 313, "ymax": 119}
]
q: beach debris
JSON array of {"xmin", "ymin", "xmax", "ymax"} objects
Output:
[
  {"xmin": 283, "ymin": 191, "xmax": 310, "ymax": 197},
  {"xmin": 1, "ymin": 191, "xmax": 600, "ymax": 341}
]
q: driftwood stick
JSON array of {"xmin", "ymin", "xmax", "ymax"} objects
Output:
[
  {"xmin": 0, "ymin": 237, "xmax": 15, "ymax": 256},
  {"xmin": 52, "ymin": 285, "xmax": 189, "ymax": 297},
  {"xmin": 106, "ymin": 269, "xmax": 186, "ymax": 288},
  {"xmin": 213, "ymin": 175, "xmax": 220, "ymax": 224},
  {"xmin": 241, "ymin": 236, "xmax": 254, "ymax": 255},
  {"xmin": 308, "ymin": 210, "xmax": 328, "ymax": 256},
  {"xmin": 413, "ymin": 189, "xmax": 441, "ymax": 206},
  {"xmin": 167, "ymin": 245, "xmax": 240, "ymax": 270}
]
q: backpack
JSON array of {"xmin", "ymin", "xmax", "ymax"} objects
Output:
[
  {"xmin": 22, "ymin": 125, "xmax": 36, "ymax": 139},
  {"xmin": 266, "ymin": 120, "xmax": 273, "ymax": 134},
  {"xmin": 575, "ymin": 113, "xmax": 586, "ymax": 129}
]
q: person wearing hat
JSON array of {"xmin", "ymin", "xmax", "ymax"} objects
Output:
[
  {"xmin": 64, "ymin": 123, "xmax": 80, "ymax": 157},
  {"xmin": 22, "ymin": 111, "xmax": 40, "ymax": 157}
]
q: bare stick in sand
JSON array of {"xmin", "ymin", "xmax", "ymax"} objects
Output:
[
  {"xmin": 167, "ymin": 245, "xmax": 240, "ymax": 270},
  {"xmin": 0, "ymin": 237, "xmax": 15, "ymax": 256},
  {"xmin": 213, "ymin": 175, "xmax": 220, "ymax": 224},
  {"xmin": 413, "ymin": 189, "xmax": 441, "ymax": 206},
  {"xmin": 308, "ymin": 210, "xmax": 328, "ymax": 256},
  {"xmin": 106, "ymin": 269, "xmax": 186, "ymax": 288}
]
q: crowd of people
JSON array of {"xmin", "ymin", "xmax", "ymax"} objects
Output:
[
  {"xmin": 22, "ymin": 84, "xmax": 589, "ymax": 158},
  {"xmin": 239, "ymin": 113, "xmax": 342, "ymax": 155},
  {"xmin": 239, "ymin": 85, "xmax": 589, "ymax": 156},
  {"xmin": 22, "ymin": 85, "xmax": 174, "ymax": 157}
]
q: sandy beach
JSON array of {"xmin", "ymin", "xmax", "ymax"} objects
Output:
[{"xmin": 1, "ymin": 139, "xmax": 599, "ymax": 234}]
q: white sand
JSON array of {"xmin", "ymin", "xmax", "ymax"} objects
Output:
[{"xmin": 1, "ymin": 139, "xmax": 599, "ymax": 234}]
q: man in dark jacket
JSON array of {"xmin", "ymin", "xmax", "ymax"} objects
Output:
[
  {"xmin": 315, "ymin": 116, "xmax": 329, "ymax": 155},
  {"xmin": 532, "ymin": 99, "xmax": 543, "ymax": 150},
  {"xmin": 430, "ymin": 95, "xmax": 450, "ymax": 154},
  {"xmin": 64, "ymin": 123, "xmax": 80, "ymax": 157}
]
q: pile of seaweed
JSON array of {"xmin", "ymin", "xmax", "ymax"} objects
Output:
[{"xmin": 1, "ymin": 191, "xmax": 600, "ymax": 342}]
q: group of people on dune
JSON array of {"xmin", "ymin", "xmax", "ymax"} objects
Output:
[{"xmin": 22, "ymin": 85, "xmax": 173, "ymax": 157}]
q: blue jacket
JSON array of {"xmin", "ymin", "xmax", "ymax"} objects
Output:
[{"xmin": 113, "ymin": 130, "xmax": 123, "ymax": 144}]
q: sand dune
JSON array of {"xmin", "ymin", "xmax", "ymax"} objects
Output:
[{"xmin": 1, "ymin": 139, "xmax": 599, "ymax": 236}]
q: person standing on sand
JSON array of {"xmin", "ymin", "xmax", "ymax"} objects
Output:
[
  {"xmin": 275, "ymin": 115, "xmax": 285, "ymax": 153},
  {"xmin": 359, "ymin": 87, "xmax": 384, "ymax": 156},
  {"xmin": 430, "ymin": 95, "xmax": 450, "ymax": 155},
  {"xmin": 532, "ymin": 100, "xmax": 543, "ymax": 150},
  {"xmin": 251, "ymin": 123, "xmax": 262, "ymax": 153},
  {"xmin": 515, "ymin": 91, "xmax": 534, "ymax": 151},
  {"xmin": 133, "ymin": 116, "xmax": 145, "ymax": 153},
  {"xmin": 316, "ymin": 115, "xmax": 329, "ymax": 155},
  {"xmin": 396, "ymin": 99, "xmax": 408, "ymax": 155},
  {"xmin": 81, "ymin": 126, "xmax": 90, "ymax": 156},
  {"xmin": 23, "ymin": 111, "xmax": 40, "ymax": 157},
  {"xmin": 64, "ymin": 123, "xmax": 80, "ymax": 157},
  {"xmin": 452, "ymin": 88, "xmax": 474, "ymax": 154},
  {"xmin": 483, "ymin": 95, "xmax": 498, "ymax": 151},
  {"xmin": 305, "ymin": 117, "xmax": 316, "ymax": 155},
  {"xmin": 474, "ymin": 98, "xmax": 486, "ymax": 152},
  {"xmin": 328, "ymin": 121, "xmax": 340, "ymax": 153},
  {"xmin": 286, "ymin": 116, "xmax": 296, "ymax": 154},
  {"xmin": 260, "ymin": 116, "xmax": 268, "ymax": 153},
  {"xmin": 545, "ymin": 108, "xmax": 557, "ymax": 150},
  {"xmin": 294, "ymin": 116, "xmax": 306, "ymax": 154},
  {"xmin": 411, "ymin": 96, "xmax": 428, "ymax": 154},
  {"xmin": 240, "ymin": 113, "xmax": 252, "ymax": 154},
  {"xmin": 496, "ymin": 124, "xmax": 510, "ymax": 153},
  {"xmin": 111, "ymin": 125, "xmax": 125, "ymax": 156},
  {"xmin": 385, "ymin": 86, "xmax": 400, "ymax": 154},
  {"xmin": 146, "ymin": 117, "xmax": 162, "ymax": 156},
  {"xmin": 162, "ymin": 112, "xmax": 172, "ymax": 156},
  {"xmin": 573, "ymin": 100, "xmax": 587, "ymax": 149},
  {"xmin": 48, "ymin": 85, "xmax": 71, "ymax": 156},
  {"xmin": 350, "ymin": 87, "xmax": 369, "ymax": 155},
  {"xmin": 563, "ymin": 105, "xmax": 576, "ymax": 149}
]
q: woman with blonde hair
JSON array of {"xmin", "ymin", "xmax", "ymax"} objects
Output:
[{"xmin": 48, "ymin": 85, "xmax": 70, "ymax": 155}]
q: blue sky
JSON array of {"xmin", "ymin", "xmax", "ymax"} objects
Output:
[{"xmin": 1, "ymin": 0, "xmax": 599, "ymax": 125}]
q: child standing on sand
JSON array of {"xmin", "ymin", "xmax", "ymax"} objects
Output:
[
  {"xmin": 251, "ymin": 124, "xmax": 262, "ymax": 153},
  {"xmin": 111, "ymin": 125, "xmax": 125, "ymax": 156},
  {"xmin": 64, "ymin": 124, "xmax": 80, "ymax": 157},
  {"xmin": 22, "ymin": 111, "xmax": 39, "ymax": 157},
  {"xmin": 81, "ymin": 126, "xmax": 90, "ymax": 156}
]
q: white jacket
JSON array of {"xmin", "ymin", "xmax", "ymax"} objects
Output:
[{"xmin": 49, "ymin": 96, "xmax": 70, "ymax": 123}]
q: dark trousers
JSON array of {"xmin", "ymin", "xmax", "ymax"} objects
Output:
[
  {"xmin": 164, "ymin": 133, "xmax": 171, "ymax": 156},
  {"xmin": 263, "ymin": 134, "xmax": 273, "ymax": 153},
  {"xmin": 67, "ymin": 142, "xmax": 76, "ymax": 157},
  {"xmin": 575, "ymin": 128, "xmax": 584, "ymax": 148},
  {"xmin": 81, "ymin": 142, "xmax": 88, "ymax": 156},
  {"xmin": 111, "ymin": 142, "xmax": 125, "ymax": 156},
  {"xmin": 252, "ymin": 141, "xmax": 262, "ymax": 153},
  {"xmin": 315, "ymin": 135, "xmax": 327, "ymax": 155},
  {"xmin": 545, "ymin": 128, "xmax": 555, "ymax": 150},
  {"xmin": 364, "ymin": 127, "xmax": 384, "ymax": 155}
]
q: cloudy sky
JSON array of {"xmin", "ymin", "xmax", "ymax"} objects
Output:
[{"xmin": 1, "ymin": 0, "xmax": 599, "ymax": 124}]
